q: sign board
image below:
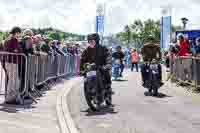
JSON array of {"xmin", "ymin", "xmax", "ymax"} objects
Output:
[
  {"xmin": 96, "ymin": 16, "xmax": 104, "ymax": 34},
  {"xmin": 96, "ymin": 3, "xmax": 105, "ymax": 34},
  {"xmin": 176, "ymin": 30, "xmax": 200, "ymax": 41},
  {"xmin": 160, "ymin": 16, "xmax": 172, "ymax": 49}
]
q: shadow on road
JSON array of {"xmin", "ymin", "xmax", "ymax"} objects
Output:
[
  {"xmin": 112, "ymin": 79, "xmax": 128, "ymax": 82},
  {"xmin": 0, "ymin": 102, "xmax": 36, "ymax": 113},
  {"xmin": 0, "ymin": 77, "xmax": 76, "ymax": 114},
  {"xmin": 144, "ymin": 91, "xmax": 172, "ymax": 98},
  {"xmin": 81, "ymin": 106, "xmax": 118, "ymax": 116}
]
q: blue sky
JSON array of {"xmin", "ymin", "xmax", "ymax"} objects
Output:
[{"xmin": 0, "ymin": 0, "xmax": 199, "ymax": 34}]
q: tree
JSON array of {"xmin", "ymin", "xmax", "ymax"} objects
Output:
[
  {"xmin": 131, "ymin": 19, "xmax": 160, "ymax": 47},
  {"xmin": 48, "ymin": 31, "xmax": 61, "ymax": 40},
  {"xmin": 124, "ymin": 25, "xmax": 131, "ymax": 44},
  {"xmin": 116, "ymin": 19, "xmax": 181, "ymax": 49}
]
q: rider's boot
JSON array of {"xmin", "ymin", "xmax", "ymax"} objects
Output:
[
  {"xmin": 105, "ymin": 84, "xmax": 114, "ymax": 107},
  {"xmin": 148, "ymin": 88, "xmax": 153, "ymax": 95}
]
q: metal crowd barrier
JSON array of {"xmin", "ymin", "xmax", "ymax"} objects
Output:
[
  {"xmin": 0, "ymin": 52, "xmax": 80, "ymax": 104},
  {"xmin": 170, "ymin": 56, "xmax": 200, "ymax": 89},
  {"xmin": 0, "ymin": 52, "xmax": 27, "ymax": 103}
]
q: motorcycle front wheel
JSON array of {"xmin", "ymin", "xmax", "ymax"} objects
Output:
[{"xmin": 84, "ymin": 82, "xmax": 100, "ymax": 111}]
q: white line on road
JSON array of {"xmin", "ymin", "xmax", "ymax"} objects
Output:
[{"xmin": 56, "ymin": 77, "xmax": 82, "ymax": 133}]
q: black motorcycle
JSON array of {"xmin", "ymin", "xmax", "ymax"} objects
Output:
[{"xmin": 83, "ymin": 63, "xmax": 112, "ymax": 111}]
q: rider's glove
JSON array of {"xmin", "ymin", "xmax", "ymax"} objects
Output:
[
  {"xmin": 80, "ymin": 71, "xmax": 86, "ymax": 76},
  {"xmin": 103, "ymin": 64, "xmax": 112, "ymax": 71}
]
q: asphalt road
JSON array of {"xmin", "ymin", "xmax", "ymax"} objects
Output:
[{"xmin": 68, "ymin": 70, "xmax": 200, "ymax": 133}]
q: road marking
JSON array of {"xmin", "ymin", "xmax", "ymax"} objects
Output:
[
  {"xmin": 56, "ymin": 77, "xmax": 82, "ymax": 133},
  {"xmin": 96, "ymin": 123, "xmax": 112, "ymax": 128}
]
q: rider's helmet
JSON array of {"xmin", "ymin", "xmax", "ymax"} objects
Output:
[{"xmin": 87, "ymin": 33, "xmax": 100, "ymax": 44}]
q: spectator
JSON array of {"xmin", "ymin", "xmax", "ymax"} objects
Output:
[
  {"xmin": 62, "ymin": 43, "xmax": 69, "ymax": 54},
  {"xmin": 195, "ymin": 37, "xmax": 200, "ymax": 56},
  {"xmin": 41, "ymin": 38, "xmax": 53, "ymax": 55},
  {"xmin": 67, "ymin": 45, "xmax": 74, "ymax": 55},
  {"xmin": 3, "ymin": 27, "xmax": 23, "ymax": 104},
  {"xmin": 177, "ymin": 34, "xmax": 190, "ymax": 56},
  {"xmin": 51, "ymin": 40, "xmax": 65, "ymax": 56},
  {"xmin": 164, "ymin": 51, "xmax": 170, "ymax": 71},
  {"xmin": 33, "ymin": 34, "xmax": 42, "ymax": 51},
  {"xmin": 74, "ymin": 43, "xmax": 80, "ymax": 55},
  {"xmin": 0, "ymin": 41, "xmax": 4, "ymax": 51},
  {"xmin": 57, "ymin": 41, "xmax": 65, "ymax": 55},
  {"xmin": 131, "ymin": 48, "xmax": 139, "ymax": 72},
  {"xmin": 112, "ymin": 46, "xmax": 125, "ymax": 77},
  {"xmin": 20, "ymin": 29, "xmax": 35, "ymax": 55},
  {"xmin": 4, "ymin": 26, "xmax": 22, "ymax": 53}
]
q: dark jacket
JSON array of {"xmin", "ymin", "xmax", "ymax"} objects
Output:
[
  {"xmin": 80, "ymin": 45, "xmax": 112, "ymax": 72},
  {"xmin": 4, "ymin": 37, "xmax": 22, "ymax": 64},
  {"xmin": 141, "ymin": 63, "xmax": 162, "ymax": 81},
  {"xmin": 20, "ymin": 37, "xmax": 34, "ymax": 55},
  {"xmin": 4, "ymin": 37, "xmax": 21, "ymax": 53},
  {"xmin": 112, "ymin": 51, "xmax": 125, "ymax": 64}
]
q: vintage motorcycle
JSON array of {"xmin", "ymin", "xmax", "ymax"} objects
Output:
[
  {"xmin": 83, "ymin": 63, "xmax": 112, "ymax": 111},
  {"xmin": 141, "ymin": 42, "xmax": 162, "ymax": 96}
]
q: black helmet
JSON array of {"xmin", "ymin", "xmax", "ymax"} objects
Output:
[{"xmin": 87, "ymin": 33, "xmax": 100, "ymax": 42}]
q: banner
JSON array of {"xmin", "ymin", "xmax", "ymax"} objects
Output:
[
  {"xmin": 96, "ymin": 16, "xmax": 104, "ymax": 34},
  {"xmin": 96, "ymin": 3, "xmax": 105, "ymax": 34},
  {"xmin": 160, "ymin": 16, "xmax": 172, "ymax": 49}
]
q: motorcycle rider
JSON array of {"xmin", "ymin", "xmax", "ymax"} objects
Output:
[
  {"xmin": 141, "ymin": 36, "xmax": 163, "ymax": 87},
  {"xmin": 112, "ymin": 46, "xmax": 125, "ymax": 77},
  {"xmin": 80, "ymin": 33, "xmax": 113, "ymax": 106}
]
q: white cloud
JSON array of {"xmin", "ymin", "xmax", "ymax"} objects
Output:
[{"xmin": 0, "ymin": 0, "xmax": 199, "ymax": 34}]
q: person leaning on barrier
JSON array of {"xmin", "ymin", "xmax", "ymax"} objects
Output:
[
  {"xmin": 177, "ymin": 34, "xmax": 191, "ymax": 56},
  {"xmin": 74, "ymin": 43, "xmax": 81, "ymax": 55},
  {"xmin": 0, "ymin": 41, "xmax": 4, "ymax": 51},
  {"xmin": 51, "ymin": 40, "xmax": 65, "ymax": 56},
  {"xmin": 195, "ymin": 37, "xmax": 200, "ymax": 56},
  {"xmin": 3, "ymin": 27, "xmax": 24, "ymax": 104},
  {"xmin": 33, "ymin": 34, "xmax": 42, "ymax": 52},
  {"xmin": 4, "ymin": 27, "xmax": 22, "ymax": 53},
  {"xmin": 62, "ymin": 43, "xmax": 69, "ymax": 54},
  {"xmin": 40, "ymin": 38, "xmax": 53, "ymax": 55},
  {"xmin": 20, "ymin": 35, "xmax": 34, "ymax": 55},
  {"xmin": 33, "ymin": 35, "xmax": 49, "ymax": 56}
]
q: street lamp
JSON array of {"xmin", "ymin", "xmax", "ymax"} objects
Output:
[{"xmin": 181, "ymin": 17, "xmax": 189, "ymax": 30}]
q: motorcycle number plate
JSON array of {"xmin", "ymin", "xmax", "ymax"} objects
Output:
[{"xmin": 87, "ymin": 71, "xmax": 97, "ymax": 77}]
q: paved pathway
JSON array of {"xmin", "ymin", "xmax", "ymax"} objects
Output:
[
  {"xmin": 0, "ymin": 80, "xmax": 68, "ymax": 133},
  {"xmin": 68, "ymin": 70, "xmax": 200, "ymax": 133}
]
